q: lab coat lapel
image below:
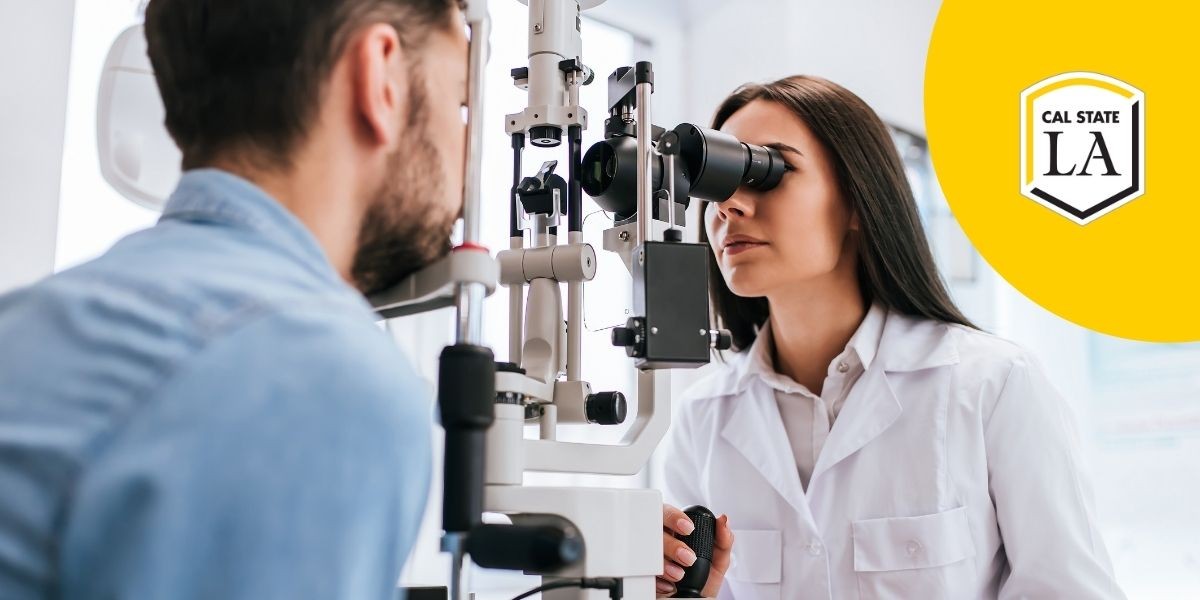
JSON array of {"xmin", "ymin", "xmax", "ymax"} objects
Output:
[
  {"xmin": 807, "ymin": 364, "xmax": 901, "ymax": 485},
  {"xmin": 807, "ymin": 311, "xmax": 959, "ymax": 486},
  {"xmin": 719, "ymin": 384, "xmax": 813, "ymax": 519}
]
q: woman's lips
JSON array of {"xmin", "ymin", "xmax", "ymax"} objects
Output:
[{"xmin": 724, "ymin": 241, "xmax": 768, "ymax": 256}]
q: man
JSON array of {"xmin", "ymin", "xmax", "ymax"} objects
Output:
[{"xmin": 0, "ymin": 1, "xmax": 468, "ymax": 598}]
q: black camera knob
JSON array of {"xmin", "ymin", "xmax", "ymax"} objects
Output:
[
  {"xmin": 611, "ymin": 326, "xmax": 636, "ymax": 348},
  {"xmin": 585, "ymin": 392, "xmax": 627, "ymax": 425}
]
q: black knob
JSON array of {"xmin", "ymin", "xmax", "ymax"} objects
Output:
[
  {"xmin": 585, "ymin": 391, "xmax": 627, "ymax": 425},
  {"xmin": 611, "ymin": 326, "xmax": 636, "ymax": 347},
  {"xmin": 659, "ymin": 131, "xmax": 680, "ymax": 155},
  {"xmin": 530, "ymin": 125, "xmax": 562, "ymax": 147},
  {"xmin": 713, "ymin": 329, "xmax": 733, "ymax": 351},
  {"xmin": 612, "ymin": 318, "xmax": 646, "ymax": 358},
  {"xmin": 673, "ymin": 505, "xmax": 716, "ymax": 598},
  {"xmin": 466, "ymin": 523, "xmax": 583, "ymax": 572},
  {"xmin": 664, "ymin": 228, "xmax": 683, "ymax": 242}
]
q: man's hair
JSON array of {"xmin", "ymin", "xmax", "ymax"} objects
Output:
[{"xmin": 144, "ymin": 0, "xmax": 457, "ymax": 170}]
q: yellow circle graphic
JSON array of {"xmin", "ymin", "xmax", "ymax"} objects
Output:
[{"xmin": 926, "ymin": 1, "xmax": 1200, "ymax": 342}]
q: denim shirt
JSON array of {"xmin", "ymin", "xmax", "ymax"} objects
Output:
[{"xmin": 0, "ymin": 169, "xmax": 432, "ymax": 599}]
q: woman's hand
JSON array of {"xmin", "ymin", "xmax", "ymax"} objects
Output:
[{"xmin": 656, "ymin": 504, "xmax": 734, "ymax": 597}]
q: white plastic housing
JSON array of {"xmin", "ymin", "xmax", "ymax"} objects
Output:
[{"xmin": 97, "ymin": 25, "xmax": 180, "ymax": 211}]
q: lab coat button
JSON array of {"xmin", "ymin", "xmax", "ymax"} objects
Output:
[
  {"xmin": 836, "ymin": 361, "xmax": 850, "ymax": 373},
  {"xmin": 905, "ymin": 540, "xmax": 923, "ymax": 556},
  {"xmin": 806, "ymin": 541, "xmax": 823, "ymax": 556}
]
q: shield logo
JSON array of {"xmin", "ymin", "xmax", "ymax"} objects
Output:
[{"xmin": 1020, "ymin": 72, "xmax": 1145, "ymax": 225}]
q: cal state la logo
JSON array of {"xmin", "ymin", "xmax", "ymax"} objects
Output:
[{"xmin": 1020, "ymin": 72, "xmax": 1145, "ymax": 225}]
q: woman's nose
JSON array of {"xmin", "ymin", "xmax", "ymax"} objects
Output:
[{"xmin": 714, "ymin": 190, "xmax": 754, "ymax": 220}]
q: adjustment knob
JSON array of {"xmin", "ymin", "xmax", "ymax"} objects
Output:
[
  {"xmin": 711, "ymin": 329, "xmax": 733, "ymax": 351},
  {"xmin": 585, "ymin": 391, "xmax": 628, "ymax": 425},
  {"xmin": 611, "ymin": 326, "xmax": 636, "ymax": 347},
  {"xmin": 529, "ymin": 125, "xmax": 562, "ymax": 147},
  {"xmin": 612, "ymin": 318, "xmax": 646, "ymax": 358}
]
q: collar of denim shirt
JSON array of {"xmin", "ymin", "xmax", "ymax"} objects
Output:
[{"xmin": 159, "ymin": 168, "xmax": 346, "ymax": 288}]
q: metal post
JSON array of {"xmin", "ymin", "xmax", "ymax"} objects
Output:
[
  {"xmin": 510, "ymin": 133, "xmax": 526, "ymax": 364},
  {"xmin": 455, "ymin": 11, "xmax": 491, "ymax": 347},
  {"xmin": 635, "ymin": 80, "xmax": 653, "ymax": 246},
  {"xmin": 446, "ymin": 8, "xmax": 491, "ymax": 600},
  {"xmin": 461, "ymin": 16, "xmax": 488, "ymax": 249},
  {"xmin": 666, "ymin": 153, "xmax": 677, "ymax": 231}
]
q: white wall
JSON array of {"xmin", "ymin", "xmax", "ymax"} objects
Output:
[
  {"xmin": 587, "ymin": 0, "xmax": 687, "ymax": 128},
  {"xmin": 680, "ymin": 0, "xmax": 941, "ymax": 133},
  {"xmin": 0, "ymin": 0, "xmax": 75, "ymax": 293}
]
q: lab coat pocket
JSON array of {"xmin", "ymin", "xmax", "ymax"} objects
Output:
[
  {"xmin": 851, "ymin": 506, "xmax": 977, "ymax": 600},
  {"xmin": 724, "ymin": 529, "xmax": 781, "ymax": 600}
]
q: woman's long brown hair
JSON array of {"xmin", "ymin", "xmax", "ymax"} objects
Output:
[{"xmin": 702, "ymin": 75, "xmax": 976, "ymax": 351}]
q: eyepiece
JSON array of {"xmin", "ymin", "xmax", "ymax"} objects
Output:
[
  {"xmin": 744, "ymin": 141, "xmax": 786, "ymax": 190},
  {"xmin": 579, "ymin": 122, "xmax": 787, "ymax": 219},
  {"xmin": 672, "ymin": 123, "xmax": 787, "ymax": 201}
]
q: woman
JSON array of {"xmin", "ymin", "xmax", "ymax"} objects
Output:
[{"xmin": 654, "ymin": 76, "xmax": 1123, "ymax": 599}]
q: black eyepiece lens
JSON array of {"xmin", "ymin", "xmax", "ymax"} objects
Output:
[
  {"xmin": 742, "ymin": 143, "xmax": 785, "ymax": 190},
  {"xmin": 672, "ymin": 124, "xmax": 788, "ymax": 202}
]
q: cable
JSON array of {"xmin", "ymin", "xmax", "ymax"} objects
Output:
[
  {"xmin": 511, "ymin": 579, "xmax": 580, "ymax": 600},
  {"xmin": 510, "ymin": 577, "xmax": 623, "ymax": 600},
  {"xmin": 582, "ymin": 208, "xmax": 613, "ymax": 228}
]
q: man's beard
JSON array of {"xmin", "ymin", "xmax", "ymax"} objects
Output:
[{"xmin": 351, "ymin": 85, "xmax": 457, "ymax": 297}]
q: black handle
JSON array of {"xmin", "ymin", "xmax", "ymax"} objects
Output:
[
  {"xmin": 437, "ymin": 344, "xmax": 495, "ymax": 533},
  {"xmin": 466, "ymin": 522, "xmax": 583, "ymax": 572},
  {"xmin": 673, "ymin": 505, "xmax": 716, "ymax": 598}
]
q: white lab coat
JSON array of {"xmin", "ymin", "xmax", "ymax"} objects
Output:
[{"xmin": 660, "ymin": 309, "xmax": 1124, "ymax": 599}]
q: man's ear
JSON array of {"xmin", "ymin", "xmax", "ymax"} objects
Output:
[{"xmin": 350, "ymin": 23, "xmax": 409, "ymax": 150}]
